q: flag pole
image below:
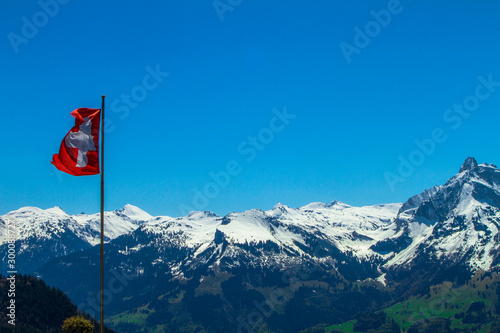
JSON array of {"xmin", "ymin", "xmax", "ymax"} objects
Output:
[{"xmin": 100, "ymin": 95, "xmax": 105, "ymax": 333}]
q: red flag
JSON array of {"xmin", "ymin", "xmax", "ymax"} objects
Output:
[{"xmin": 51, "ymin": 108, "xmax": 101, "ymax": 176}]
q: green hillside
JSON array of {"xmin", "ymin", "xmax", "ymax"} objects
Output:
[{"xmin": 320, "ymin": 271, "xmax": 500, "ymax": 333}]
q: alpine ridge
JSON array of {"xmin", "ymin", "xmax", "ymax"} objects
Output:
[
  {"xmin": 3, "ymin": 158, "xmax": 500, "ymax": 332},
  {"xmin": 4, "ymin": 158, "xmax": 500, "ymax": 280},
  {"xmin": 0, "ymin": 204, "xmax": 152, "ymax": 274}
]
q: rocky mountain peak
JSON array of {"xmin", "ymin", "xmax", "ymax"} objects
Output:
[{"xmin": 459, "ymin": 157, "xmax": 478, "ymax": 173}]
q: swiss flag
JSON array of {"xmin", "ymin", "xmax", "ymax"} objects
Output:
[{"xmin": 51, "ymin": 108, "xmax": 101, "ymax": 176}]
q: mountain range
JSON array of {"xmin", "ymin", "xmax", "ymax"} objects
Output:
[
  {"xmin": 0, "ymin": 204, "xmax": 152, "ymax": 274},
  {"xmin": 2, "ymin": 157, "xmax": 500, "ymax": 332}
]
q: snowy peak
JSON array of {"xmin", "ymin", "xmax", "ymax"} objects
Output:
[
  {"xmin": 300, "ymin": 200, "xmax": 350, "ymax": 211},
  {"xmin": 443, "ymin": 159, "xmax": 500, "ymax": 213},
  {"xmin": 44, "ymin": 206, "xmax": 67, "ymax": 216},
  {"xmin": 186, "ymin": 210, "xmax": 219, "ymax": 220},
  {"xmin": 272, "ymin": 202, "xmax": 289, "ymax": 211},
  {"xmin": 385, "ymin": 158, "xmax": 500, "ymax": 271},
  {"xmin": 268, "ymin": 203, "xmax": 293, "ymax": 218},
  {"xmin": 459, "ymin": 156, "xmax": 478, "ymax": 173},
  {"xmin": 6, "ymin": 206, "xmax": 55, "ymax": 218},
  {"xmin": 397, "ymin": 158, "xmax": 500, "ymax": 225},
  {"xmin": 114, "ymin": 204, "xmax": 153, "ymax": 224}
]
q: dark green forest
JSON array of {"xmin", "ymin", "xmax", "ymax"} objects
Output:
[{"xmin": 0, "ymin": 275, "xmax": 114, "ymax": 333}]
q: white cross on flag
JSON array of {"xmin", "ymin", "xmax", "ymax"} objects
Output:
[{"xmin": 51, "ymin": 108, "xmax": 101, "ymax": 176}]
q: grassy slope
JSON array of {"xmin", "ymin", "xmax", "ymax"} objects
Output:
[{"xmin": 325, "ymin": 271, "xmax": 500, "ymax": 333}]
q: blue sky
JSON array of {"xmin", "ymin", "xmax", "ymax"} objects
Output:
[{"xmin": 1, "ymin": 1, "xmax": 499, "ymax": 217}]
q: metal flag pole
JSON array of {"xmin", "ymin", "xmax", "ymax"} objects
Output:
[{"xmin": 100, "ymin": 95, "xmax": 105, "ymax": 333}]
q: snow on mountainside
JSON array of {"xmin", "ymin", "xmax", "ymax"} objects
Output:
[
  {"xmin": 384, "ymin": 157, "xmax": 500, "ymax": 272},
  {"xmin": 6, "ymin": 157, "xmax": 500, "ymax": 283},
  {"xmin": 135, "ymin": 201, "xmax": 401, "ymax": 259},
  {"xmin": 109, "ymin": 201, "xmax": 402, "ymax": 281},
  {"xmin": 0, "ymin": 204, "xmax": 151, "ymax": 274},
  {"xmin": 124, "ymin": 157, "xmax": 500, "ymax": 281},
  {"xmin": 0, "ymin": 204, "xmax": 151, "ymax": 246}
]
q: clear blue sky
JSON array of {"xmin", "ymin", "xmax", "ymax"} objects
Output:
[{"xmin": 1, "ymin": 1, "xmax": 499, "ymax": 217}]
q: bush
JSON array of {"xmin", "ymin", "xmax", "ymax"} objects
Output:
[{"xmin": 62, "ymin": 315, "xmax": 94, "ymax": 333}]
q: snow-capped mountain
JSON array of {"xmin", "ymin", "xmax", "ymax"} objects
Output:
[
  {"xmin": 5, "ymin": 157, "xmax": 500, "ymax": 288},
  {"xmin": 381, "ymin": 157, "xmax": 500, "ymax": 276},
  {"xmin": 0, "ymin": 204, "xmax": 151, "ymax": 274},
  {"xmin": 120, "ymin": 201, "xmax": 401, "ymax": 281}
]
